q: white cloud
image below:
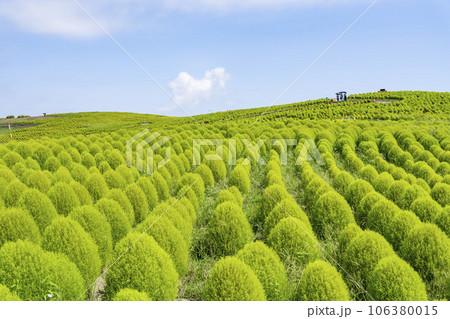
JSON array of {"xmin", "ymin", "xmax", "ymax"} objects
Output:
[
  {"xmin": 167, "ymin": 67, "xmax": 230, "ymax": 110},
  {"xmin": 0, "ymin": 0, "xmax": 140, "ymax": 38},
  {"xmin": 0, "ymin": 0, "xmax": 372, "ymax": 37}
]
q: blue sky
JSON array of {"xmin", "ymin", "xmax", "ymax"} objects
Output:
[{"xmin": 0, "ymin": 0, "xmax": 449, "ymax": 117}]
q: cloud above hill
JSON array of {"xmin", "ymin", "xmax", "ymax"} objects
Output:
[{"xmin": 167, "ymin": 67, "xmax": 231, "ymax": 111}]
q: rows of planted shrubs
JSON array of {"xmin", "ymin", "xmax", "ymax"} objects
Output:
[{"xmin": 312, "ymin": 125, "xmax": 448, "ymax": 300}]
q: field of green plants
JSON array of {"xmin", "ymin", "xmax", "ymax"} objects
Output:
[{"xmin": 0, "ymin": 91, "xmax": 449, "ymax": 301}]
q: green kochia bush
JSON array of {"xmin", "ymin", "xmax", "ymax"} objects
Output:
[
  {"xmin": 137, "ymin": 177, "xmax": 158, "ymax": 211},
  {"xmin": 203, "ymin": 256, "xmax": 266, "ymax": 301},
  {"xmin": 3, "ymin": 180, "xmax": 27, "ymax": 207},
  {"xmin": 206, "ymin": 155, "xmax": 227, "ymax": 182},
  {"xmin": 295, "ymin": 260, "xmax": 350, "ymax": 301},
  {"xmin": 337, "ymin": 223, "xmax": 363, "ymax": 262},
  {"xmin": 47, "ymin": 182, "xmax": 80, "ymax": 216},
  {"xmin": 177, "ymin": 173, "xmax": 205, "ymax": 203},
  {"xmin": 434, "ymin": 206, "xmax": 449, "ymax": 236},
  {"xmin": 385, "ymin": 210, "xmax": 421, "ymax": 251},
  {"xmin": 206, "ymin": 201, "xmax": 253, "ymax": 257},
  {"xmin": 410, "ymin": 197, "xmax": 442, "ymax": 223},
  {"xmin": 42, "ymin": 217, "xmax": 102, "ymax": 286},
  {"xmin": 195, "ymin": 164, "xmax": 214, "ymax": 187},
  {"xmin": 217, "ymin": 189, "xmax": 241, "ymax": 206},
  {"xmin": 151, "ymin": 172, "xmax": 169, "ymax": 201},
  {"xmin": 367, "ymin": 200, "xmax": 401, "ymax": 236},
  {"xmin": 400, "ymin": 223, "xmax": 449, "ymax": 281},
  {"xmin": 267, "ymin": 217, "xmax": 319, "ymax": 266},
  {"xmin": 228, "ymin": 165, "xmax": 251, "ymax": 193},
  {"xmin": 70, "ymin": 181, "xmax": 93, "ymax": 206},
  {"xmin": 112, "ymin": 288, "xmax": 151, "ymax": 301},
  {"xmin": 0, "ymin": 284, "xmax": 21, "ymax": 301},
  {"xmin": 367, "ymin": 256, "xmax": 427, "ymax": 301},
  {"xmin": 85, "ymin": 173, "xmax": 109, "ymax": 202},
  {"xmin": 374, "ymin": 172, "xmax": 395, "ymax": 196},
  {"xmin": 236, "ymin": 241, "xmax": 288, "ymax": 301},
  {"xmin": 260, "ymin": 184, "xmax": 290, "ymax": 221},
  {"xmin": 345, "ymin": 179, "xmax": 374, "ymax": 209},
  {"xmin": 264, "ymin": 198, "xmax": 311, "ymax": 238},
  {"xmin": 0, "ymin": 241, "xmax": 85, "ymax": 301},
  {"xmin": 355, "ymin": 192, "xmax": 384, "ymax": 228},
  {"xmin": 104, "ymin": 232, "xmax": 178, "ymax": 301},
  {"xmin": 136, "ymin": 214, "xmax": 189, "ymax": 276},
  {"xmin": 332, "ymin": 171, "xmax": 354, "ymax": 196},
  {"xmin": 18, "ymin": 189, "xmax": 58, "ymax": 232},
  {"xmin": 343, "ymin": 230, "xmax": 395, "ymax": 288},
  {"xmin": 0, "ymin": 208, "xmax": 41, "ymax": 247},
  {"xmin": 125, "ymin": 183, "xmax": 149, "ymax": 224},
  {"xmin": 105, "ymin": 189, "xmax": 134, "ymax": 224},
  {"xmin": 69, "ymin": 206, "xmax": 113, "ymax": 265},
  {"xmin": 431, "ymin": 183, "xmax": 450, "ymax": 207},
  {"xmin": 96, "ymin": 198, "xmax": 131, "ymax": 245},
  {"xmin": 312, "ymin": 191, "xmax": 355, "ymax": 239}
]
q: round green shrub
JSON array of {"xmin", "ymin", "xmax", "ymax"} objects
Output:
[
  {"xmin": 431, "ymin": 183, "xmax": 450, "ymax": 207},
  {"xmin": 345, "ymin": 179, "xmax": 374, "ymax": 209},
  {"xmin": 236, "ymin": 241, "xmax": 288, "ymax": 301},
  {"xmin": 312, "ymin": 191, "xmax": 355, "ymax": 239},
  {"xmin": 229, "ymin": 165, "xmax": 251, "ymax": 193},
  {"xmin": 228, "ymin": 186, "xmax": 243, "ymax": 206},
  {"xmin": 400, "ymin": 223, "xmax": 449, "ymax": 281},
  {"xmin": 177, "ymin": 185, "xmax": 199, "ymax": 210},
  {"xmin": 177, "ymin": 173, "xmax": 205, "ymax": 204},
  {"xmin": 386, "ymin": 180, "xmax": 410, "ymax": 207},
  {"xmin": 104, "ymin": 232, "xmax": 178, "ymax": 301},
  {"xmin": 203, "ymin": 256, "xmax": 266, "ymax": 301},
  {"xmin": 0, "ymin": 208, "xmax": 41, "ymax": 247},
  {"xmin": 401, "ymin": 184, "xmax": 429, "ymax": 210},
  {"xmin": 47, "ymin": 182, "xmax": 80, "ymax": 216},
  {"xmin": 112, "ymin": 288, "xmax": 151, "ymax": 301},
  {"xmin": 96, "ymin": 198, "xmax": 131, "ymax": 245},
  {"xmin": 70, "ymin": 163, "xmax": 90, "ymax": 184},
  {"xmin": 105, "ymin": 189, "xmax": 135, "ymax": 224},
  {"xmin": 206, "ymin": 155, "xmax": 227, "ymax": 182},
  {"xmin": 343, "ymin": 230, "xmax": 395, "ymax": 287},
  {"xmin": 434, "ymin": 206, "xmax": 449, "ymax": 236},
  {"xmin": 164, "ymin": 197, "xmax": 194, "ymax": 233},
  {"xmin": 81, "ymin": 151, "xmax": 96, "ymax": 168},
  {"xmin": 106, "ymin": 149, "xmax": 125, "ymax": 170},
  {"xmin": 0, "ymin": 241, "xmax": 85, "ymax": 300},
  {"xmin": 367, "ymin": 256, "xmax": 427, "ymax": 301},
  {"xmin": 136, "ymin": 213, "xmax": 188, "ymax": 276},
  {"xmin": 125, "ymin": 183, "xmax": 148, "ymax": 224},
  {"xmin": 103, "ymin": 170, "xmax": 126, "ymax": 190},
  {"xmin": 69, "ymin": 206, "xmax": 113, "ymax": 265},
  {"xmin": 23, "ymin": 170, "xmax": 51, "ymax": 193},
  {"xmin": 374, "ymin": 172, "xmax": 395, "ymax": 196},
  {"xmin": 137, "ymin": 177, "xmax": 158, "ymax": 211},
  {"xmin": 32, "ymin": 145, "xmax": 52, "ymax": 168},
  {"xmin": 295, "ymin": 260, "xmax": 350, "ymax": 301},
  {"xmin": 410, "ymin": 197, "xmax": 443, "ymax": 223},
  {"xmin": 195, "ymin": 164, "xmax": 215, "ymax": 187},
  {"xmin": 69, "ymin": 181, "xmax": 93, "ymax": 206},
  {"xmin": 337, "ymin": 223, "xmax": 363, "ymax": 262},
  {"xmin": 265, "ymin": 169, "xmax": 284, "ymax": 187},
  {"xmin": 264, "ymin": 198, "xmax": 311, "ymax": 237},
  {"xmin": 304, "ymin": 178, "xmax": 330, "ymax": 207},
  {"xmin": 3, "ymin": 180, "xmax": 27, "ymax": 207},
  {"xmin": 85, "ymin": 173, "xmax": 109, "ymax": 202},
  {"xmin": 217, "ymin": 189, "xmax": 240, "ymax": 206},
  {"xmin": 0, "ymin": 284, "xmax": 21, "ymax": 301},
  {"xmin": 355, "ymin": 192, "xmax": 384, "ymax": 227},
  {"xmin": 51, "ymin": 166, "xmax": 73, "ymax": 184},
  {"xmin": 42, "ymin": 217, "xmax": 102, "ymax": 285},
  {"xmin": 385, "ymin": 210, "xmax": 421, "ymax": 251},
  {"xmin": 151, "ymin": 172, "xmax": 169, "ymax": 201},
  {"xmin": 206, "ymin": 201, "xmax": 253, "ymax": 257},
  {"xmin": 18, "ymin": 189, "xmax": 57, "ymax": 232},
  {"xmin": 261, "ymin": 184, "xmax": 290, "ymax": 221},
  {"xmin": 367, "ymin": 199, "xmax": 401, "ymax": 236},
  {"xmin": 267, "ymin": 217, "xmax": 319, "ymax": 266},
  {"xmin": 360, "ymin": 165, "xmax": 379, "ymax": 184}
]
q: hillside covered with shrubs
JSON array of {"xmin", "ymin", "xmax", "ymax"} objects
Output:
[{"xmin": 0, "ymin": 91, "xmax": 449, "ymax": 301}]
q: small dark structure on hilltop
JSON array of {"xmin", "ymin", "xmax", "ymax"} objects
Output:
[
  {"xmin": 379, "ymin": 89, "xmax": 387, "ymax": 92},
  {"xmin": 335, "ymin": 91, "xmax": 347, "ymax": 102}
]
